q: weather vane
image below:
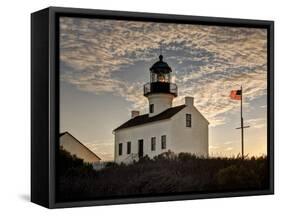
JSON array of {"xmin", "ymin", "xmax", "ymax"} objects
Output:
[{"xmin": 159, "ymin": 41, "xmax": 163, "ymax": 56}]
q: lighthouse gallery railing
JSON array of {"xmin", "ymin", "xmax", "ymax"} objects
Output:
[{"xmin": 143, "ymin": 82, "xmax": 178, "ymax": 97}]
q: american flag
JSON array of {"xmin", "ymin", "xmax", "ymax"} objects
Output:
[{"xmin": 230, "ymin": 90, "xmax": 242, "ymax": 100}]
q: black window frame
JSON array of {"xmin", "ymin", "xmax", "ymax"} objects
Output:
[
  {"xmin": 161, "ymin": 135, "xmax": 166, "ymax": 149},
  {"xmin": 118, "ymin": 143, "xmax": 123, "ymax": 156},
  {"xmin": 151, "ymin": 137, "xmax": 156, "ymax": 151},
  {"xmin": 127, "ymin": 141, "xmax": 131, "ymax": 154},
  {"xmin": 186, "ymin": 113, "xmax": 192, "ymax": 127},
  {"xmin": 149, "ymin": 104, "xmax": 154, "ymax": 113}
]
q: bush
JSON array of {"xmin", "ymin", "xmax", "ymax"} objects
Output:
[
  {"xmin": 57, "ymin": 149, "xmax": 268, "ymax": 202},
  {"xmin": 216, "ymin": 164, "xmax": 260, "ymax": 189},
  {"xmin": 153, "ymin": 150, "xmax": 176, "ymax": 161},
  {"xmin": 138, "ymin": 155, "xmax": 151, "ymax": 163},
  {"xmin": 178, "ymin": 152, "xmax": 197, "ymax": 161},
  {"xmin": 105, "ymin": 161, "xmax": 118, "ymax": 168},
  {"xmin": 58, "ymin": 147, "xmax": 92, "ymax": 175}
]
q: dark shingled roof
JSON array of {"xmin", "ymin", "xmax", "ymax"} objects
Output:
[{"xmin": 114, "ymin": 105, "xmax": 186, "ymax": 131}]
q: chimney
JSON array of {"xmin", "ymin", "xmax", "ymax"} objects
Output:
[
  {"xmin": 185, "ymin": 96, "xmax": 194, "ymax": 106},
  {"xmin": 131, "ymin": 110, "xmax": 140, "ymax": 118}
]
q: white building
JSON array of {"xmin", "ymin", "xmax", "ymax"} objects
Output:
[
  {"xmin": 60, "ymin": 132, "xmax": 101, "ymax": 164},
  {"xmin": 113, "ymin": 55, "xmax": 209, "ymax": 164}
]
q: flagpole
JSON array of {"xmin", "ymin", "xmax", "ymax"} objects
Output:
[{"xmin": 240, "ymin": 85, "xmax": 244, "ymax": 159}]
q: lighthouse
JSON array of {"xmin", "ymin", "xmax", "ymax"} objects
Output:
[
  {"xmin": 114, "ymin": 54, "xmax": 209, "ymax": 164},
  {"xmin": 144, "ymin": 55, "xmax": 178, "ymax": 117}
]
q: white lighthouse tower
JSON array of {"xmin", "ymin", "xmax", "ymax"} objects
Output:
[{"xmin": 143, "ymin": 55, "xmax": 178, "ymax": 117}]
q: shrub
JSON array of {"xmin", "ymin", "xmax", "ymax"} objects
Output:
[
  {"xmin": 57, "ymin": 149, "xmax": 268, "ymax": 202},
  {"xmin": 105, "ymin": 161, "xmax": 118, "ymax": 168},
  {"xmin": 153, "ymin": 150, "xmax": 176, "ymax": 161},
  {"xmin": 139, "ymin": 155, "xmax": 151, "ymax": 163},
  {"xmin": 178, "ymin": 152, "xmax": 197, "ymax": 161},
  {"xmin": 58, "ymin": 147, "xmax": 92, "ymax": 174},
  {"xmin": 216, "ymin": 164, "xmax": 261, "ymax": 190}
]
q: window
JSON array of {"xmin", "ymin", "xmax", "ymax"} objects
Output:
[
  {"xmin": 127, "ymin": 142, "xmax": 131, "ymax": 154},
  {"xmin": 186, "ymin": 114, "xmax": 192, "ymax": 127},
  {"xmin": 150, "ymin": 104, "xmax": 154, "ymax": 113},
  {"xmin": 118, "ymin": 143, "xmax": 123, "ymax": 156},
  {"xmin": 151, "ymin": 137, "xmax": 156, "ymax": 151},
  {"xmin": 151, "ymin": 73, "xmax": 158, "ymax": 82},
  {"xmin": 151, "ymin": 72, "xmax": 170, "ymax": 83},
  {"xmin": 161, "ymin": 135, "xmax": 166, "ymax": 149},
  {"xmin": 157, "ymin": 73, "xmax": 170, "ymax": 83},
  {"xmin": 138, "ymin": 139, "xmax": 144, "ymax": 158}
]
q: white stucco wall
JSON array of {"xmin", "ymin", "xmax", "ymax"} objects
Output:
[
  {"xmin": 147, "ymin": 93, "xmax": 174, "ymax": 117},
  {"xmin": 114, "ymin": 120, "xmax": 172, "ymax": 164},
  {"xmin": 114, "ymin": 103, "xmax": 209, "ymax": 164},
  {"xmin": 60, "ymin": 133, "xmax": 101, "ymax": 163},
  {"xmin": 170, "ymin": 106, "xmax": 209, "ymax": 157}
]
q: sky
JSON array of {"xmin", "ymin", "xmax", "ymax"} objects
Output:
[{"xmin": 59, "ymin": 17, "xmax": 267, "ymax": 161}]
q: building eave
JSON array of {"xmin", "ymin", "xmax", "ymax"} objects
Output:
[
  {"xmin": 113, "ymin": 118, "xmax": 171, "ymax": 132},
  {"xmin": 113, "ymin": 105, "xmax": 186, "ymax": 132}
]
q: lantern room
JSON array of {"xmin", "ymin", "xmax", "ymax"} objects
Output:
[{"xmin": 144, "ymin": 55, "xmax": 177, "ymax": 97}]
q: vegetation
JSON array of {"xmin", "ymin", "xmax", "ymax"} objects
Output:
[{"xmin": 57, "ymin": 149, "xmax": 268, "ymax": 202}]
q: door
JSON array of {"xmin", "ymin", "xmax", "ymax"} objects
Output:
[{"xmin": 138, "ymin": 139, "xmax": 144, "ymax": 158}]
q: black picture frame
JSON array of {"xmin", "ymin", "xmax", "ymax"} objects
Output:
[{"xmin": 31, "ymin": 6, "xmax": 274, "ymax": 208}]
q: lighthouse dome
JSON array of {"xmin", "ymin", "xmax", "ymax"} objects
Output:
[{"xmin": 150, "ymin": 55, "xmax": 172, "ymax": 74}]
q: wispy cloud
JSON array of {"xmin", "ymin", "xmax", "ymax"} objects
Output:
[
  {"xmin": 60, "ymin": 17, "xmax": 267, "ymax": 126},
  {"xmin": 245, "ymin": 118, "xmax": 266, "ymax": 129},
  {"xmin": 85, "ymin": 139, "xmax": 114, "ymax": 161}
]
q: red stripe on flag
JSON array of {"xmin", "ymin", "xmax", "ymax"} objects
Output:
[{"xmin": 230, "ymin": 90, "xmax": 241, "ymax": 100}]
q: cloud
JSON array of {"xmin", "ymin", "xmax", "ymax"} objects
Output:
[
  {"xmin": 209, "ymin": 145, "xmax": 220, "ymax": 150},
  {"xmin": 60, "ymin": 17, "xmax": 267, "ymax": 126},
  {"xmin": 85, "ymin": 139, "xmax": 114, "ymax": 161},
  {"xmin": 225, "ymin": 147, "xmax": 234, "ymax": 151},
  {"xmin": 245, "ymin": 118, "xmax": 266, "ymax": 129}
]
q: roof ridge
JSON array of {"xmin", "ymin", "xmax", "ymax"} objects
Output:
[
  {"xmin": 114, "ymin": 104, "xmax": 186, "ymax": 131},
  {"xmin": 60, "ymin": 131, "xmax": 101, "ymax": 160},
  {"xmin": 133, "ymin": 104, "xmax": 185, "ymax": 118}
]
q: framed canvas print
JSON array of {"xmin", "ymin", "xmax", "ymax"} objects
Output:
[{"xmin": 31, "ymin": 7, "xmax": 274, "ymax": 208}]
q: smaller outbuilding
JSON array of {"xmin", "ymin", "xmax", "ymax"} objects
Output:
[{"xmin": 60, "ymin": 131, "xmax": 101, "ymax": 163}]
